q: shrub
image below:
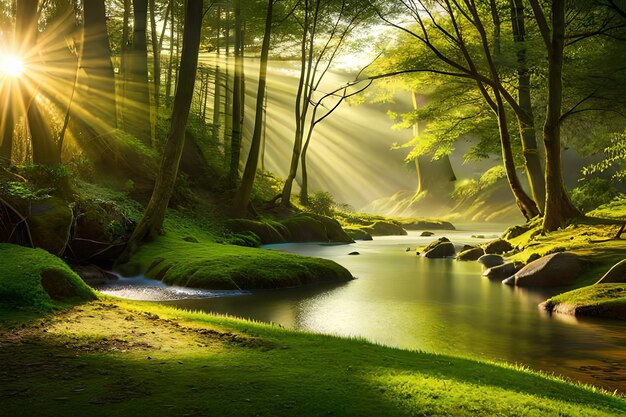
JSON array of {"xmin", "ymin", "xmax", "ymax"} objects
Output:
[
  {"xmin": 571, "ymin": 178, "xmax": 623, "ymax": 213},
  {"xmin": 307, "ymin": 191, "xmax": 336, "ymax": 216}
]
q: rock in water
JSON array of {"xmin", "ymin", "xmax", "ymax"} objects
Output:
[
  {"xmin": 423, "ymin": 237, "xmax": 450, "ymax": 252},
  {"xmin": 482, "ymin": 262, "xmax": 519, "ymax": 280},
  {"xmin": 596, "ymin": 259, "xmax": 626, "ymax": 284},
  {"xmin": 424, "ymin": 242, "xmax": 456, "ymax": 258},
  {"xmin": 483, "ymin": 239, "xmax": 513, "ymax": 255},
  {"xmin": 348, "ymin": 251, "xmax": 360, "ymax": 256},
  {"xmin": 505, "ymin": 252, "xmax": 582, "ymax": 287},
  {"xmin": 477, "ymin": 254, "xmax": 505, "ymax": 268},
  {"xmin": 457, "ymin": 247, "xmax": 485, "ymax": 261},
  {"xmin": 420, "ymin": 231, "xmax": 434, "ymax": 237}
]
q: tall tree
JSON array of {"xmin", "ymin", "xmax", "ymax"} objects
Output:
[
  {"xmin": 510, "ymin": 0, "xmax": 546, "ymax": 211},
  {"xmin": 17, "ymin": 0, "xmax": 60, "ymax": 166},
  {"xmin": 233, "ymin": 0, "xmax": 274, "ymax": 216},
  {"xmin": 125, "ymin": 0, "xmax": 152, "ymax": 145},
  {"xmin": 528, "ymin": 0, "xmax": 581, "ymax": 231},
  {"xmin": 80, "ymin": 0, "xmax": 118, "ymax": 133},
  {"xmin": 228, "ymin": 0, "xmax": 244, "ymax": 190},
  {"xmin": 212, "ymin": 5, "xmax": 222, "ymax": 145},
  {"xmin": 125, "ymin": 0, "xmax": 204, "ymax": 250}
]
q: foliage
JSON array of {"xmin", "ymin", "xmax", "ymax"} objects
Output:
[
  {"xmin": 452, "ymin": 165, "xmax": 507, "ymax": 201},
  {"xmin": 571, "ymin": 178, "xmax": 624, "ymax": 213},
  {"xmin": 582, "ymin": 130, "xmax": 626, "ymax": 182},
  {"xmin": 306, "ymin": 191, "xmax": 336, "ymax": 216},
  {"xmin": 543, "ymin": 283, "xmax": 626, "ymax": 320}
]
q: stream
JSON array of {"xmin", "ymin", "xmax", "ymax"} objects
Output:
[{"xmin": 98, "ymin": 230, "xmax": 626, "ymax": 393}]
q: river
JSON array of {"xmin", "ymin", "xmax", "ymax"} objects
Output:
[{"xmin": 101, "ymin": 230, "xmax": 626, "ymax": 393}]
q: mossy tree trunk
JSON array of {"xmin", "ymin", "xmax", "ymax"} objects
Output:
[
  {"xmin": 212, "ymin": 6, "xmax": 222, "ymax": 145},
  {"xmin": 125, "ymin": 0, "xmax": 203, "ymax": 252},
  {"xmin": 528, "ymin": 0, "xmax": 580, "ymax": 231},
  {"xmin": 233, "ymin": 0, "xmax": 274, "ymax": 217}
]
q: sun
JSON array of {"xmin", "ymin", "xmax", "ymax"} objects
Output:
[{"xmin": 1, "ymin": 54, "xmax": 25, "ymax": 78}]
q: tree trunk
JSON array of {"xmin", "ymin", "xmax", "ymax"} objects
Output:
[
  {"xmin": 223, "ymin": 5, "xmax": 232, "ymax": 169},
  {"xmin": 125, "ymin": 0, "xmax": 203, "ymax": 252},
  {"xmin": 120, "ymin": 0, "xmax": 131, "ymax": 129},
  {"xmin": 125, "ymin": 0, "xmax": 152, "ymax": 145},
  {"xmin": 0, "ymin": 91, "xmax": 14, "ymax": 164},
  {"xmin": 212, "ymin": 6, "xmax": 222, "ymax": 144},
  {"xmin": 17, "ymin": 0, "xmax": 60, "ymax": 166},
  {"xmin": 165, "ymin": 2, "xmax": 175, "ymax": 105},
  {"xmin": 81, "ymin": 0, "xmax": 118, "ymax": 133},
  {"xmin": 468, "ymin": 1, "xmax": 540, "ymax": 220},
  {"xmin": 510, "ymin": 0, "xmax": 545, "ymax": 211},
  {"xmin": 233, "ymin": 0, "xmax": 274, "ymax": 217},
  {"xmin": 228, "ymin": 0, "xmax": 244, "ymax": 190},
  {"xmin": 149, "ymin": 0, "xmax": 160, "ymax": 110},
  {"xmin": 529, "ymin": 0, "xmax": 580, "ymax": 231}
]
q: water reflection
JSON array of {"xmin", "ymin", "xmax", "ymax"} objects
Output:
[{"xmin": 161, "ymin": 231, "xmax": 626, "ymax": 393}]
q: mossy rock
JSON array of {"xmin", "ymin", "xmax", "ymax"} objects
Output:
[
  {"xmin": 483, "ymin": 239, "xmax": 513, "ymax": 255},
  {"xmin": 424, "ymin": 242, "xmax": 456, "ymax": 258},
  {"xmin": 362, "ymin": 221, "xmax": 407, "ymax": 236},
  {"xmin": 304, "ymin": 214, "xmax": 354, "ymax": 243},
  {"xmin": 224, "ymin": 219, "xmax": 287, "ymax": 244},
  {"xmin": 280, "ymin": 215, "xmax": 329, "ymax": 242},
  {"xmin": 401, "ymin": 220, "xmax": 456, "ymax": 231},
  {"xmin": 457, "ymin": 247, "xmax": 485, "ymax": 261},
  {"xmin": 28, "ymin": 197, "xmax": 73, "ymax": 256},
  {"xmin": 0, "ymin": 244, "xmax": 96, "ymax": 311},
  {"xmin": 344, "ymin": 227, "xmax": 373, "ymax": 241}
]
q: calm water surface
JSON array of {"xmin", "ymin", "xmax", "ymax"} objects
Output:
[{"xmin": 157, "ymin": 230, "xmax": 626, "ymax": 393}]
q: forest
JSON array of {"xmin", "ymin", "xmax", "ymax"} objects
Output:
[{"xmin": 0, "ymin": 0, "xmax": 625, "ymax": 415}]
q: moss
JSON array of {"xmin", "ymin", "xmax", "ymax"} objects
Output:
[
  {"xmin": 279, "ymin": 214, "xmax": 353, "ymax": 243},
  {"xmin": 223, "ymin": 218, "xmax": 287, "ymax": 244},
  {"xmin": 344, "ymin": 227, "xmax": 373, "ymax": 241},
  {"xmin": 544, "ymin": 284, "xmax": 626, "ymax": 320},
  {"xmin": 0, "ymin": 244, "xmax": 96, "ymax": 312},
  {"xmin": 0, "ymin": 299, "xmax": 624, "ymax": 416},
  {"xmin": 362, "ymin": 220, "xmax": 407, "ymax": 236}
]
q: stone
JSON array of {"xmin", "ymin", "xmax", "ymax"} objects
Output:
[
  {"xmin": 457, "ymin": 247, "xmax": 485, "ymax": 261},
  {"xmin": 424, "ymin": 237, "xmax": 450, "ymax": 252},
  {"xmin": 424, "ymin": 242, "xmax": 456, "ymax": 258},
  {"xmin": 477, "ymin": 254, "xmax": 505, "ymax": 268},
  {"xmin": 345, "ymin": 228, "xmax": 373, "ymax": 241},
  {"xmin": 526, "ymin": 253, "xmax": 541, "ymax": 264},
  {"xmin": 482, "ymin": 262, "xmax": 519, "ymax": 280},
  {"xmin": 505, "ymin": 252, "xmax": 582, "ymax": 287},
  {"xmin": 483, "ymin": 239, "xmax": 513, "ymax": 255},
  {"xmin": 348, "ymin": 251, "xmax": 360, "ymax": 256},
  {"xmin": 596, "ymin": 259, "xmax": 626, "ymax": 284},
  {"xmin": 420, "ymin": 231, "xmax": 434, "ymax": 237}
]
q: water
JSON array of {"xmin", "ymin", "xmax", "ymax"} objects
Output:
[{"xmin": 128, "ymin": 230, "xmax": 625, "ymax": 393}]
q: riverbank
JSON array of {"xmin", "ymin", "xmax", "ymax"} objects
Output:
[{"xmin": 1, "ymin": 296, "xmax": 624, "ymax": 416}]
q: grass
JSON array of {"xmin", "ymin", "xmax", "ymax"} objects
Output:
[
  {"xmin": 0, "ymin": 244, "xmax": 96, "ymax": 312},
  {"xmin": 0, "ymin": 297, "xmax": 624, "ymax": 417},
  {"xmin": 334, "ymin": 211, "xmax": 454, "ymax": 238},
  {"xmin": 543, "ymin": 284, "xmax": 626, "ymax": 319},
  {"xmin": 118, "ymin": 211, "xmax": 352, "ymax": 290}
]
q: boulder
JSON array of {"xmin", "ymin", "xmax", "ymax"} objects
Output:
[
  {"xmin": 462, "ymin": 245, "xmax": 475, "ymax": 251},
  {"xmin": 424, "ymin": 242, "xmax": 456, "ymax": 258},
  {"xmin": 457, "ymin": 247, "xmax": 485, "ymax": 261},
  {"xmin": 504, "ymin": 252, "xmax": 582, "ymax": 287},
  {"xmin": 348, "ymin": 251, "xmax": 360, "ymax": 256},
  {"xmin": 477, "ymin": 254, "xmax": 505, "ymax": 268},
  {"xmin": 596, "ymin": 259, "xmax": 626, "ymax": 284},
  {"xmin": 424, "ymin": 237, "xmax": 450, "ymax": 252},
  {"xmin": 482, "ymin": 262, "xmax": 519, "ymax": 280},
  {"xmin": 28, "ymin": 197, "xmax": 73, "ymax": 256},
  {"xmin": 420, "ymin": 231, "xmax": 434, "ymax": 237},
  {"xmin": 483, "ymin": 239, "xmax": 513, "ymax": 255},
  {"xmin": 345, "ymin": 228, "xmax": 373, "ymax": 241},
  {"xmin": 526, "ymin": 253, "xmax": 541, "ymax": 264}
]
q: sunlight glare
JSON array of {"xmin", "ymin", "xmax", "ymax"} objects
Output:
[{"xmin": 1, "ymin": 54, "xmax": 25, "ymax": 77}]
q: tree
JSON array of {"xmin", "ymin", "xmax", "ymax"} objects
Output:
[
  {"xmin": 125, "ymin": 0, "xmax": 153, "ymax": 146},
  {"xmin": 17, "ymin": 0, "xmax": 60, "ymax": 166},
  {"xmin": 233, "ymin": 0, "xmax": 275, "ymax": 217},
  {"xmin": 80, "ymin": 0, "xmax": 118, "ymax": 133},
  {"xmin": 125, "ymin": 0, "xmax": 204, "ymax": 251},
  {"xmin": 228, "ymin": 0, "xmax": 244, "ymax": 190},
  {"xmin": 528, "ymin": 0, "xmax": 581, "ymax": 231}
]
